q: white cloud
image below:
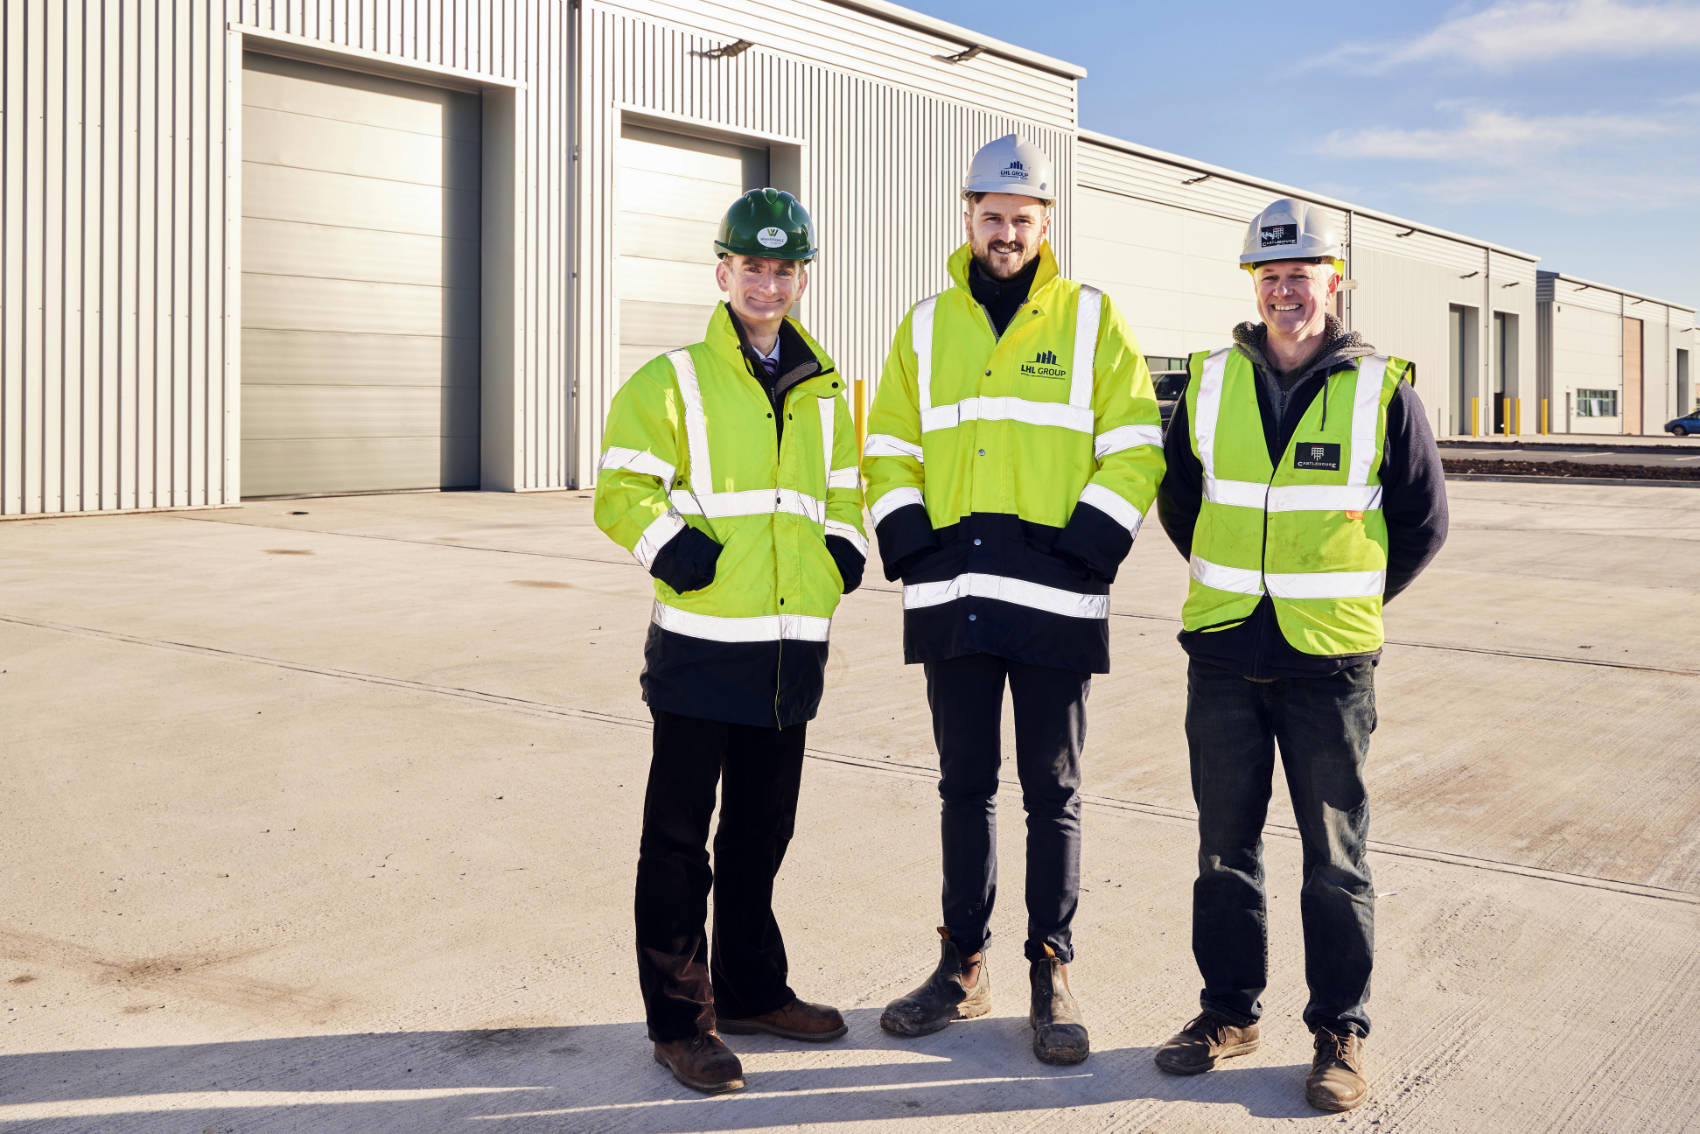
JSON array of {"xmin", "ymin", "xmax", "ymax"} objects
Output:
[
  {"xmin": 1317, "ymin": 106, "xmax": 1672, "ymax": 165},
  {"xmin": 1312, "ymin": 104, "xmax": 1697, "ymax": 212},
  {"xmin": 1324, "ymin": 0, "xmax": 1700, "ymax": 71}
]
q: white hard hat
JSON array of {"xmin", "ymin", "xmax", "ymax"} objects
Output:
[
  {"xmin": 1240, "ymin": 198, "xmax": 1344, "ymax": 274},
  {"xmin": 962, "ymin": 134, "xmax": 1055, "ymax": 203}
]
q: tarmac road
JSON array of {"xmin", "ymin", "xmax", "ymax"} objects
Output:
[
  {"xmin": 1439, "ymin": 442, "xmax": 1700, "ymax": 468},
  {"xmin": 1, "ymin": 480, "xmax": 1696, "ymax": 1133}
]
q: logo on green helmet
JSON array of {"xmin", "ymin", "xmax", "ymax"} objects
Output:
[{"xmin": 756, "ymin": 226, "xmax": 787, "ymax": 249}]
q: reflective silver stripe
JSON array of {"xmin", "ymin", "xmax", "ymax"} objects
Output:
[
  {"xmin": 828, "ymin": 467, "xmax": 861, "ymax": 489},
  {"xmin": 864, "ymin": 433, "xmax": 924, "ymax": 461},
  {"xmin": 599, "ymin": 446, "xmax": 676, "ymax": 484},
  {"xmin": 1094, "ymin": 423, "xmax": 1163, "ymax": 459},
  {"xmin": 1205, "ymin": 478, "xmax": 1382, "ymax": 513},
  {"xmin": 921, "ymin": 396, "xmax": 1094, "ymax": 435},
  {"xmin": 652, "ymin": 601, "xmax": 832, "ymax": 643},
  {"xmin": 1204, "ymin": 477, "xmax": 1270, "ymax": 509},
  {"xmin": 819, "ymin": 396, "xmax": 835, "ymax": 496},
  {"xmin": 1268, "ymin": 569, "xmax": 1386, "ymax": 600},
  {"xmin": 869, "ymin": 485, "xmax": 924, "ymax": 525},
  {"xmin": 1193, "ymin": 348, "xmax": 1232, "ymax": 482},
  {"xmin": 1191, "ymin": 555, "xmax": 1386, "ymax": 600},
  {"xmin": 825, "ymin": 518, "xmax": 870, "ymax": 558},
  {"xmin": 1349, "ymin": 355, "xmax": 1389, "ymax": 486},
  {"xmin": 1070, "ymin": 285, "xmax": 1102, "ymax": 411},
  {"xmin": 1190, "ymin": 555, "xmax": 1264, "ymax": 596},
  {"xmin": 903, "ymin": 572, "xmax": 1109, "ymax": 620},
  {"xmin": 633, "ymin": 511, "xmax": 686, "ymax": 569},
  {"xmin": 1269, "ymin": 484, "xmax": 1383, "ymax": 513},
  {"xmin": 668, "ymin": 349, "xmax": 713, "ymax": 492},
  {"xmin": 1078, "ymin": 482, "xmax": 1143, "ymax": 536},
  {"xmin": 913, "ymin": 295, "xmax": 939, "ymax": 413},
  {"xmin": 671, "ymin": 488, "xmax": 826, "ymax": 524}
]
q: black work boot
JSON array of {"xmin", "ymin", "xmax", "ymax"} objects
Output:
[
  {"xmin": 880, "ymin": 927, "xmax": 991, "ymax": 1037},
  {"xmin": 1029, "ymin": 944, "xmax": 1090, "ymax": 1065}
]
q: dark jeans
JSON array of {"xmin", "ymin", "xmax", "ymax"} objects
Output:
[
  {"xmin": 1185, "ymin": 657, "xmax": 1378, "ymax": 1037},
  {"xmin": 924, "ymin": 653, "xmax": 1089, "ymax": 964},
  {"xmin": 634, "ymin": 708, "xmax": 805, "ymax": 1042}
]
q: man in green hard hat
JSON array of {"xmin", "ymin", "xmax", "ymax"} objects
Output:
[{"xmin": 594, "ymin": 188, "xmax": 867, "ymax": 1095}]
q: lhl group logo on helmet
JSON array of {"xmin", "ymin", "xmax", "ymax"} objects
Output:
[
  {"xmin": 756, "ymin": 226, "xmax": 788, "ymax": 249},
  {"xmin": 1000, "ymin": 160, "xmax": 1028, "ymax": 180},
  {"xmin": 1261, "ymin": 223, "xmax": 1298, "ymax": 248}
]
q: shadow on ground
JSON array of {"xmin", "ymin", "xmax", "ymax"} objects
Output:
[{"xmin": 0, "ymin": 1010, "xmax": 1323, "ymax": 1131}]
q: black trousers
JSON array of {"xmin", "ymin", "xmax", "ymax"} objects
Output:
[
  {"xmin": 634, "ymin": 708, "xmax": 806, "ymax": 1042},
  {"xmin": 924, "ymin": 653, "xmax": 1090, "ymax": 964},
  {"xmin": 1185, "ymin": 659, "xmax": 1378, "ymax": 1036}
]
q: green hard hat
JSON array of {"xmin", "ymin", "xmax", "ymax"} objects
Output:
[{"xmin": 715, "ymin": 187, "xmax": 817, "ymax": 262}]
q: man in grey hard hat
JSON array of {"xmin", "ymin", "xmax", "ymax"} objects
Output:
[
  {"xmin": 1152, "ymin": 198, "xmax": 1447, "ymax": 1111},
  {"xmin": 862, "ymin": 135, "xmax": 1165, "ymax": 1066}
]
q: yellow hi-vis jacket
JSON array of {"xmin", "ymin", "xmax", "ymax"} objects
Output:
[
  {"xmin": 1181, "ymin": 345, "xmax": 1410, "ymax": 656},
  {"xmin": 594, "ymin": 303, "xmax": 867, "ymax": 727},
  {"xmin": 861, "ymin": 242, "xmax": 1165, "ymax": 673}
]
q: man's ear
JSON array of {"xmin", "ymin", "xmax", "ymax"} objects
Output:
[
  {"xmin": 715, "ymin": 257, "xmax": 732, "ymax": 293},
  {"xmin": 795, "ymin": 266, "xmax": 809, "ymax": 304}
]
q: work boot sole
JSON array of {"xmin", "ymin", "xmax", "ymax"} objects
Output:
[
  {"xmin": 1154, "ymin": 1037, "xmax": 1260, "ymax": 1075},
  {"xmin": 879, "ymin": 997, "xmax": 992, "ymax": 1037},
  {"xmin": 718, "ymin": 1017, "xmax": 849, "ymax": 1042},
  {"xmin": 1306, "ymin": 1084, "xmax": 1368, "ymax": 1112},
  {"xmin": 652, "ymin": 1047, "xmax": 745, "ymax": 1094},
  {"xmin": 1032, "ymin": 1024, "xmax": 1090, "ymax": 1066}
]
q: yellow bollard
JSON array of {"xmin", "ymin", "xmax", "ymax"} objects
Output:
[
  {"xmin": 1471, "ymin": 397, "xmax": 1479, "ymax": 437},
  {"xmin": 1541, "ymin": 399, "xmax": 1548, "ymax": 434}
]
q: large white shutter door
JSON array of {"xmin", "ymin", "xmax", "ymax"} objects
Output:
[{"xmin": 240, "ymin": 53, "xmax": 481, "ymax": 497}]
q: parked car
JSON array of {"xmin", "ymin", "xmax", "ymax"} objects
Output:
[
  {"xmin": 1666, "ymin": 410, "xmax": 1700, "ymax": 437},
  {"xmin": 1153, "ymin": 370, "xmax": 1189, "ymax": 432}
]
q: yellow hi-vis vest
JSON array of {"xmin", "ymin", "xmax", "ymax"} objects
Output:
[
  {"xmin": 595, "ymin": 306, "xmax": 866, "ymax": 646},
  {"xmin": 1181, "ymin": 346, "xmax": 1410, "ymax": 656}
]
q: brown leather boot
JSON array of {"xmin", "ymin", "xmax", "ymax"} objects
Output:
[
  {"xmin": 1029, "ymin": 945, "xmax": 1089, "ymax": 1065},
  {"xmin": 652, "ymin": 1030, "xmax": 745, "ymax": 1094},
  {"xmin": 1153, "ymin": 1010, "xmax": 1261, "ymax": 1074},
  {"xmin": 1306, "ymin": 1029, "xmax": 1368, "ymax": 1111},
  {"xmin": 880, "ymin": 927, "xmax": 991, "ymax": 1037},
  {"xmin": 719, "ymin": 997, "xmax": 848, "ymax": 1042}
]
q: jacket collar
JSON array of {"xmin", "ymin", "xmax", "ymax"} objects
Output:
[
  {"xmin": 947, "ymin": 240, "xmax": 1060, "ymax": 295},
  {"xmin": 703, "ymin": 302, "xmax": 837, "ymax": 395}
]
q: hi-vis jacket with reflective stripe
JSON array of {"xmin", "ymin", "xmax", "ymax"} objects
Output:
[
  {"xmin": 862, "ymin": 242, "xmax": 1165, "ymax": 673},
  {"xmin": 1182, "ymin": 346, "xmax": 1410, "ymax": 656},
  {"xmin": 594, "ymin": 304, "xmax": 867, "ymax": 728}
]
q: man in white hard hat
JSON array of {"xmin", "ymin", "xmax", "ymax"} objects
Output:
[
  {"xmin": 1151, "ymin": 198, "xmax": 1448, "ymax": 1111},
  {"xmin": 862, "ymin": 134, "xmax": 1165, "ymax": 1065}
]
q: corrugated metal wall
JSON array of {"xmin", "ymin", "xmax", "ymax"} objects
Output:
[
  {"xmin": 3, "ymin": 0, "xmax": 225, "ymax": 515},
  {"xmin": 1539, "ymin": 273, "xmax": 1696, "ymax": 434},
  {"xmin": 0, "ymin": 0, "xmax": 569, "ymax": 516},
  {"xmin": 571, "ymin": 0, "xmax": 1078, "ymax": 487}
]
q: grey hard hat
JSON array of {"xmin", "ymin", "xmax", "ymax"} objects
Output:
[
  {"xmin": 961, "ymin": 134, "xmax": 1055, "ymax": 203},
  {"xmin": 1239, "ymin": 198, "xmax": 1343, "ymax": 272}
]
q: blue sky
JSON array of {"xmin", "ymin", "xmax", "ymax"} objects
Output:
[{"xmin": 902, "ymin": 0, "xmax": 1700, "ymax": 310}]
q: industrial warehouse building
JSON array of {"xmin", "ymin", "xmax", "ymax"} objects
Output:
[
  {"xmin": 1536, "ymin": 273, "xmax": 1693, "ymax": 436},
  {"xmin": 0, "ymin": 0, "xmax": 1690, "ymax": 519}
]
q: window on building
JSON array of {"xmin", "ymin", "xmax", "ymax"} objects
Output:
[
  {"xmin": 1145, "ymin": 356, "xmax": 1186, "ymax": 373},
  {"xmin": 1575, "ymin": 389, "xmax": 1618, "ymax": 417}
]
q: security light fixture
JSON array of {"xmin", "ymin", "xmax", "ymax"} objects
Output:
[
  {"xmin": 1501, "ymin": 281, "xmax": 1520, "ymax": 288},
  {"xmin": 1394, "ymin": 227, "xmax": 1415, "ymax": 238},
  {"xmin": 1181, "ymin": 173, "xmax": 1212, "ymax": 185},
  {"xmin": 939, "ymin": 44, "xmax": 985, "ymax": 63},
  {"xmin": 1460, "ymin": 270, "xmax": 1479, "ymax": 279},
  {"xmin": 705, "ymin": 38, "xmax": 754, "ymax": 59}
]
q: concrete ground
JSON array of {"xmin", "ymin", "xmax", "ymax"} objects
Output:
[{"xmin": 1, "ymin": 479, "xmax": 1696, "ymax": 1133}]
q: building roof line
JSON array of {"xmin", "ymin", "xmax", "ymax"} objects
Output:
[
  {"xmin": 1537, "ymin": 270, "xmax": 1694, "ymax": 314},
  {"xmin": 826, "ymin": 0, "xmax": 1088, "ymax": 79},
  {"xmin": 1079, "ymin": 128, "xmax": 1541, "ymax": 265}
]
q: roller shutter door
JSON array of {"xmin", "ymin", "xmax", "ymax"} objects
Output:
[
  {"xmin": 240, "ymin": 52, "xmax": 480, "ymax": 497},
  {"xmin": 615, "ymin": 123, "xmax": 769, "ymax": 385}
]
